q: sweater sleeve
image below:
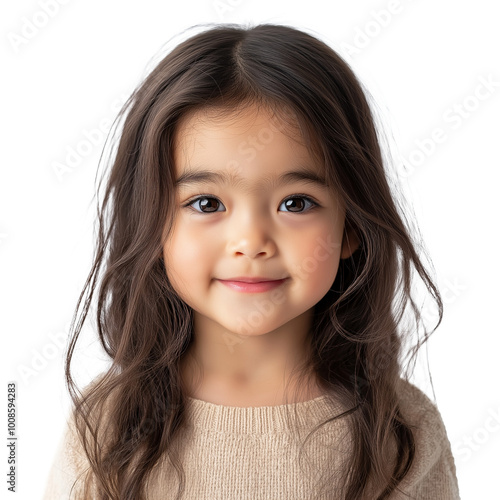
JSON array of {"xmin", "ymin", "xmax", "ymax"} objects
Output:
[
  {"xmin": 42, "ymin": 375, "xmax": 107, "ymax": 500},
  {"xmin": 392, "ymin": 380, "xmax": 461, "ymax": 500}
]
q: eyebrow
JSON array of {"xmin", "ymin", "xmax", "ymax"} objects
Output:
[{"xmin": 174, "ymin": 167, "xmax": 330, "ymax": 191}]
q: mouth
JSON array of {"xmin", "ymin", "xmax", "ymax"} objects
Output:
[
  {"xmin": 217, "ymin": 277, "xmax": 289, "ymax": 293},
  {"xmin": 222, "ymin": 276, "xmax": 287, "ymax": 283}
]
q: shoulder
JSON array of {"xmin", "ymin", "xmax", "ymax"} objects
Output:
[
  {"xmin": 392, "ymin": 378, "xmax": 461, "ymax": 499},
  {"xmin": 395, "ymin": 378, "xmax": 447, "ymax": 438},
  {"xmin": 394, "ymin": 378, "xmax": 451, "ymax": 474},
  {"xmin": 65, "ymin": 373, "xmax": 111, "ymax": 466},
  {"xmin": 43, "ymin": 373, "xmax": 112, "ymax": 499}
]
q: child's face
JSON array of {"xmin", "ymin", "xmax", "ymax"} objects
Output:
[{"xmin": 163, "ymin": 103, "xmax": 350, "ymax": 340}]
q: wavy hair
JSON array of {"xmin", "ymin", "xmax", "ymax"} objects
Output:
[{"xmin": 65, "ymin": 22, "xmax": 443, "ymax": 499}]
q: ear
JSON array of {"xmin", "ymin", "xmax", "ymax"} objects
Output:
[{"xmin": 340, "ymin": 222, "xmax": 360, "ymax": 259}]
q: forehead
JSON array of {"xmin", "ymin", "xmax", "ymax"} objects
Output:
[
  {"xmin": 175, "ymin": 101, "xmax": 303, "ymax": 140},
  {"xmin": 172, "ymin": 103, "xmax": 322, "ymax": 179}
]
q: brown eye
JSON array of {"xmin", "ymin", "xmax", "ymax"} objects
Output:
[
  {"xmin": 279, "ymin": 196, "xmax": 317, "ymax": 213},
  {"xmin": 186, "ymin": 196, "xmax": 225, "ymax": 213},
  {"xmin": 184, "ymin": 194, "xmax": 318, "ymax": 214}
]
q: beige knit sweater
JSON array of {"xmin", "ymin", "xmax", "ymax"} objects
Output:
[{"xmin": 43, "ymin": 379, "xmax": 460, "ymax": 499}]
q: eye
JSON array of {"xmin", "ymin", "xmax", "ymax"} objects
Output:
[
  {"xmin": 278, "ymin": 195, "xmax": 318, "ymax": 213},
  {"xmin": 184, "ymin": 196, "xmax": 225, "ymax": 213},
  {"xmin": 183, "ymin": 194, "xmax": 319, "ymax": 214}
]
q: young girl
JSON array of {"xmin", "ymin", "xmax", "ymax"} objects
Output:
[{"xmin": 43, "ymin": 23, "xmax": 460, "ymax": 499}]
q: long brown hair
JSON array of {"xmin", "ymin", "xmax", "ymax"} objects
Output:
[{"xmin": 65, "ymin": 22, "xmax": 443, "ymax": 499}]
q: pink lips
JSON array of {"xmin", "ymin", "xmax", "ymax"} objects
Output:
[{"xmin": 218, "ymin": 277, "xmax": 288, "ymax": 293}]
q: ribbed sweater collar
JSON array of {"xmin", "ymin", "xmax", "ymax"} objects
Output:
[{"xmin": 184, "ymin": 395, "xmax": 345, "ymax": 434}]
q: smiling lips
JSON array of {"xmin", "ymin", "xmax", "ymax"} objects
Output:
[{"xmin": 218, "ymin": 277, "xmax": 288, "ymax": 293}]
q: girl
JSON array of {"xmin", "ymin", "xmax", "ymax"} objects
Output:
[{"xmin": 44, "ymin": 23, "xmax": 460, "ymax": 499}]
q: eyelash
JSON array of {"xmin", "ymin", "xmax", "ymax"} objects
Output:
[{"xmin": 182, "ymin": 193, "xmax": 320, "ymax": 214}]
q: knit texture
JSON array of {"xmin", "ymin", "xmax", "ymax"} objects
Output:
[{"xmin": 43, "ymin": 379, "xmax": 460, "ymax": 499}]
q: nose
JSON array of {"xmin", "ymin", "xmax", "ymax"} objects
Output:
[{"xmin": 225, "ymin": 207, "xmax": 277, "ymax": 259}]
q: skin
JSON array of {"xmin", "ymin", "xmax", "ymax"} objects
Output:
[{"xmin": 163, "ymin": 103, "xmax": 360, "ymax": 406}]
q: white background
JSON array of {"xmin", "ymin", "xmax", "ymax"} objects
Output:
[{"xmin": 1, "ymin": 1, "xmax": 499, "ymax": 498}]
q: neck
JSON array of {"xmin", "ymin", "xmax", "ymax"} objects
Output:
[{"xmin": 180, "ymin": 310, "xmax": 322, "ymax": 406}]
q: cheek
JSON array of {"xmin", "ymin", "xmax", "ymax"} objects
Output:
[
  {"xmin": 306, "ymin": 244, "xmax": 340, "ymax": 283},
  {"xmin": 163, "ymin": 224, "xmax": 212, "ymax": 286},
  {"xmin": 291, "ymin": 225, "xmax": 343, "ymax": 288}
]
